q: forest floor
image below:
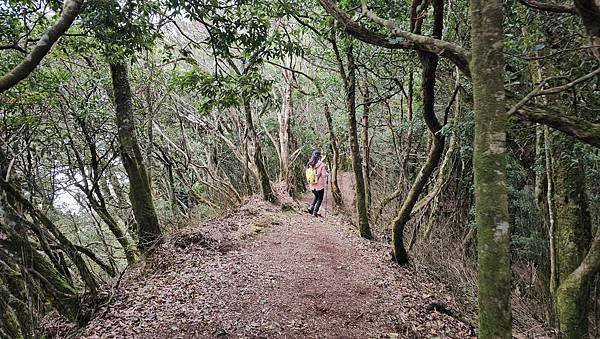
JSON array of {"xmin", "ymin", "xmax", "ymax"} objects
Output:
[{"xmin": 62, "ymin": 191, "xmax": 475, "ymax": 338}]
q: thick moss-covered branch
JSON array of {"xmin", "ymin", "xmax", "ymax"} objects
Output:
[
  {"xmin": 0, "ymin": 179, "xmax": 99, "ymax": 293},
  {"xmin": 513, "ymin": 104, "xmax": 600, "ymax": 148},
  {"xmin": 0, "ymin": 0, "xmax": 84, "ymax": 93}
]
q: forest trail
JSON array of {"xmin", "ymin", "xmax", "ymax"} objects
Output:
[{"xmin": 76, "ymin": 196, "xmax": 472, "ymax": 338}]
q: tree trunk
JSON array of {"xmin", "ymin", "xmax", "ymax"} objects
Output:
[
  {"xmin": 243, "ymin": 99, "xmax": 276, "ymax": 203},
  {"xmin": 110, "ymin": 62, "xmax": 162, "ymax": 253},
  {"xmin": 279, "ymin": 69, "xmax": 292, "ymax": 196},
  {"xmin": 337, "ymin": 39, "xmax": 372, "ymax": 239},
  {"xmin": 389, "ymin": 0, "xmax": 445, "ymax": 265},
  {"xmin": 0, "ymin": 179, "xmax": 99, "ymax": 293},
  {"xmin": 361, "ymin": 83, "xmax": 372, "ymax": 214},
  {"xmin": 552, "ymin": 132, "xmax": 593, "ymax": 338},
  {"xmin": 0, "ymin": 282, "xmax": 22, "ymax": 339},
  {"xmin": 323, "ymin": 97, "xmax": 344, "ymax": 211},
  {"xmin": 470, "ymin": 0, "xmax": 512, "ymax": 336}
]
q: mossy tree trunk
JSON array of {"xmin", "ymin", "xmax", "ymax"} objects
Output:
[
  {"xmin": 0, "ymin": 281, "xmax": 22, "ymax": 339},
  {"xmin": 110, "ymin": 62, "xmax": 162, "ymax": 253},
  {"xmin": 243, "ymin": 99, "xmax": 276, "ymax": 203},
  {"xmin": 333, "ymin": 35, "xmax": 372, "ymax": 239},
  {"xmin": 470, "ymin": 0, "xmax": 512, "ymax": 337},
  {"xmin": 552, "ymin": 132, "xmax": 593, "ymax": 338},
  {"xmin": 0, "ymin": 269, "xmax": 32, "ymax": 338}
]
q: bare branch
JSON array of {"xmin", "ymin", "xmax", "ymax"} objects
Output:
[{"xmin": 508, "ymin": 68, "xmax": 600, "ymax": 116}]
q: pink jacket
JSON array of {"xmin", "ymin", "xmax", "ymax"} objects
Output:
[{"xmin": 308, "ymin": 160, "xmax": 328, "ymax": 191}]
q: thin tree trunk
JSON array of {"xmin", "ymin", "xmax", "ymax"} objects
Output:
[
  {"xmin": 323, "ymin": 99, "xmax": 344, "ymax": 211},
  {"xmin": 361, "ymin": 82, "xmax": 372, "ymax": 214},
  {"xmin": 279, "ymin": 69, "xmax": 293, "ymax": 196},
  {"xmin": 110, "ymin": 62, "xmax": 162, "ymax": 253},
  {"xmin": 470, "ymin": 0, "xmax": 512, "ymax": 336},
  {"xmin": 374, "ymin": 71, "xmax": 414, "ymax": 222},
  {"xmin": 390, "ymin": 0, "xmax": 445, "ymax": 265},
  {"xmin": 334, "ymin": 37, "xmax": 372, "ymax": 239}
]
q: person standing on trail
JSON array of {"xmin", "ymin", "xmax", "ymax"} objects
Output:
[{"xmin": 306, "ymin": 149, "xmax": 328, "ymax": 217}]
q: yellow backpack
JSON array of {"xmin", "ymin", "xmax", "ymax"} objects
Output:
[{"xmin": 305, "ymin": 167, "xmax": 317, "ymax": 185}]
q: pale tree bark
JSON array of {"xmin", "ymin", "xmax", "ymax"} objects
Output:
[
  {"xmin": 470, "ymin": 0, "xmax": 512, "ymax": 337},
  {"xmin": 110, "ymin": 62, "xmax": 162, "ymax": 253},
  {"xmin": 0, "ymin": 0, "xmax": 84, "ymax": 93},
  {"xmin": 279, "ymin": 69, "xmax": 293, "ymax": 195}
]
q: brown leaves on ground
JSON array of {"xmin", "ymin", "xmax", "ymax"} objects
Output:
[{"xmin": 74, "ymin": 196, "xmax": 473, "ymax": 338}]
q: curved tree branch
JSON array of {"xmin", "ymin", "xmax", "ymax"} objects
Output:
[
  {"xmin": 0, "ymin": 0, "xmax": 84, "ymax": 93},
  {"xmin": 517, "ymin": 0, "xmax": 577, "ymax": 14},
  {"xmin": 318, "ymin": 0, "xmax": 471, "ymax": 76}
]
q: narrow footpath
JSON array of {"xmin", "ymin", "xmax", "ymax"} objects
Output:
[{"xmin": 77, "ymin": 197, "xmax": 472, "ymax": 338}]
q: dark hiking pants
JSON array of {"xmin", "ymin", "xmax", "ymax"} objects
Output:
[{"xmin": 310, "ymin": 189, "xmax": 325, "ymax": 216}]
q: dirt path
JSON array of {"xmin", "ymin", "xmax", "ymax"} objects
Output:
[{"xmin": 78, "ymin": 197, "xmax": 472, "ymax": 338}]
